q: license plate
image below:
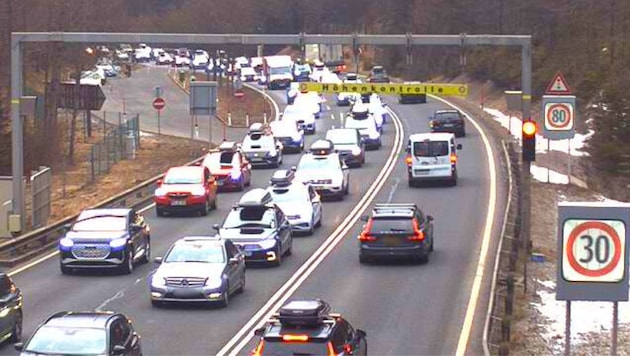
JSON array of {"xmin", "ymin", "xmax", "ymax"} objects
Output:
[
  {"xmin": 415, "ymin": 169, "xmax": 430, "ymax": 175},
  {"xmin": 171, "ymin": 200, "xmax": 186, "ymax": 206},
  {"xmin": 383, "ymin": 235, "xmax": 398, "ymax": 245}
]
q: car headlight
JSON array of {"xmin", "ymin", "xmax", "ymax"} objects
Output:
[
  {"xmin": 351, "ymin": 147, "xmax": 362, "ymax": 156},
  {"xmin": 191, "ymin": 186, "xmax": 206, "ymax": 196},
  {"xmin": 155, "ymin": 188, "xmax": 167, "ymax": 197},
  {"xmin": 110, "ymin": 238, "xmax": 127, "ymax": 249},
  {"xmin": 151, "ymin": 275, "xmax": 166, "ymax": 288},
  {"xmin": 258, "ymin": 239, "xmax": 277, "ymax": 249},
  {"xmin": 59, "ymin": 238, "xmax": 74, "ymax": 249},
  {"xmin": 205, "ymin": 278, "xmax": 223, "ymax": 289},
  {"xmin": 266, "ymin": 150, "xmax": 277, "ymax": 157}
]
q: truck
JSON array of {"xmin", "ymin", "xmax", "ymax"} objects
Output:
[{"xmin": 263, "ymin": 55, "xmax": 294, "ymax": 90}]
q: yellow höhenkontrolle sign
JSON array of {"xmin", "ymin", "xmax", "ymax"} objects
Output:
[{"xmin": 297, "ymin": 82, "xmax": 468, "ymax": 96}]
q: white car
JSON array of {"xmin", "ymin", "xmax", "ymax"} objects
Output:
[
  {"xmin": 156, "ymin": 52, "xmax": 174, "ymax": 65},
  {"xmin": 239, "ymin": 66, "xmax": 258, "ymax": 82},
  {"xmin": 79, "ymin": 70, "xmax": 104, "ymax": 86},
  {"xmin": 152, "ymin": 48, "xmax": 165, "ymax": 60},
  {"xmin": 234, "ymin": 56, "xmax": 249, "ymax": 70},
  {"xmin": 282, "ymin": 106, "xmax": 316, "ymax": 134},
  {"xmin": 269, "ymin": 119, "xmax": 305, "ymax": 153},
  {"xmin": 115, "ymin": 50, "xmax": 129, "ymax": 61},
  {"xmin": 294, "ymin": 140, "xmax": 350, "ymax": 200},
  {"xmin": 367, "ymin": 95, "xmax": 388, "ymax": 131},
  {"xmin": 191, "ymin": 50, "xmax": 209, "ymax": 70},
  {"xmin": 292, "ymin": 92, "xmax": 322, "ymax": 119},
  {"xmin": 134, "ymin": 43, "xmax": 152, "ymax": 62},
  {"xmin": 267, "ymin": 169, "xmax": 322, "ymax": 235},
  {"xmin": 175, "ymin": 52, "xmax": 191, "ymax": 67},
  {"xmin": 345, "ymin": 105, "xmax": 382, "ymax": 149},
  {"xmin": 310, "ymin": 61, "xmax": 327, "ymax": 82}
]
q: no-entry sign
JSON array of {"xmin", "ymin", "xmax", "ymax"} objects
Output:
[
  {"xmin": 557, "ymin": 202, "xmax": 630, "ymax": 301},
  {"xmin": 153, "ymin": 97, "xmax": 166, "ymax": 110}
]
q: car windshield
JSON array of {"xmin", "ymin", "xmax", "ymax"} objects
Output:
[
  {"xmin": 412, "ymin": 141, "xmax": 449, "ymax": 157},
  {"xmin": 164, "ymin": 168, "xmax": 203, "ymax": 184},
  {"xmin": 369, "ymin": 217, "xmax": 414, "ymax": 234},
  {"xmin": 297, "ymin": 156, "xmax": 339, "ymax": 171},
  {"xmin": 326, "ymin": 130, "xmax": 358, "ymax": 145},
  {"xmin": 73, "ymin": 214, "xmax": 126, "ymax": 232},
  {"xmin": 270, "ymin": 66, "xmax": 291, "ymax": 75},
  {"xmin": 164, "ymin": 243, "xmax": 225, "ymax": 263},
  {"xmin": 222, "ymin": 207, "xmax": 276, "ymax": 229},
  {"xmin": 372, "ymin": 67, "xmax": 385, "ymax": 75},
  {"xmin": 243, "ymin": 134, "xmax": 276, "ymax": 150},
  {"xmin": 269, "ymin": 187, "xmax": 307, "ymax": 204},
  {"xmin": 25, "ymin": 326, "xmax": 107, "ymax": 355},
  {"xmin": 204, "ymin": 152, "xmax": 234, "ymax": 171},
  {"xmin": 260, "ymin": 340, "xmax": 329, "ymax": 355}
]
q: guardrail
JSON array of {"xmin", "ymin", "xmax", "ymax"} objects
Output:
[
  {"xmin": 0, "ymin": 156, "xmax": 204, "ymax": 267},
  {"xmin": 483, "ymin": 139, "xmax": 522, "ymax": 355}
]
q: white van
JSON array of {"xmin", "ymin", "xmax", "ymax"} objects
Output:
[{"xmin": 405, "ymin": 132, "xmax": 462, "ymax": 186}]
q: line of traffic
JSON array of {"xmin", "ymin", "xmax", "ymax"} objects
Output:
[{"xmin": 218, "ymin": 106, "xmax": 404, "ymax": 356}]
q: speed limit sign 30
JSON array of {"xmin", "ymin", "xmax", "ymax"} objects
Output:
[
  {"xmin": 562, "ymin": 219, "xmax": 625, "ymax": 282},
  {"xmin": 557, "ymin": 202, "xmax": 630, "ymax": 302}
]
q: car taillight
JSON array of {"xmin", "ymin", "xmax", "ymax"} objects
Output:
[
  {"xmin": 327, "ymin": 341, "xmax": 336, "ymax": 356},
  {"xmin": 429, "ymin": 120, "xmax": 435, "ymax": 128},
  {"xmin": 450, "ymin": 154, "xmax": 457, "ymax": 163},
  {"xmin": 408, "ymin": 219, "xmax": 425, "ymax": 241},
  {"xmin": 252, "ymin": 340, "xmax": 264, "ymax": 356},
  {"xmin": 282, "ymin": 334, "xmax": 309, "ymax": 342},
  {"xmin": 358, "ymin": 219, "xmax": 376, "ymax": 241},
  {"xmin": 405, "ymin": 155, "xmax": 413, "ymax": 166}
]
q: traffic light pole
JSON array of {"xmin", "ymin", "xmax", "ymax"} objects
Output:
[{"xmin": 521, "ymin": 43, "xmax": 533, "ymax": 292}]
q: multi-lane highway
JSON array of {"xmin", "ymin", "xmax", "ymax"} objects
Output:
[{"xmin": 2, "ymin": 66, "xmax": 506, "ymax": 355}]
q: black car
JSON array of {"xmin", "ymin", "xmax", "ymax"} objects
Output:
[
  {"xmin": 252, "ymin": 299, "xmax": 367, "ymax": 356},
  {"xmin": 367, "ymin": 65, "xmax": 390, "ymax": 83},
  {"xmin": 214, "ymin": 189, "xmax": 292, "ymax": 266},
  {"xmin": 429, "ymin": 109, "xmax": 467, "ymax": 137},
  {"xmin": 0, "ymin": 273, "xmax": 22, "ymax": 344},
  {"xmin": 16, "ymin": 311, "xmax": 142, "ymax": 355},
  {"xmin": 399, "ymin": 82, "xmax": 427, "ymax": 104},
  {"xmin": 59, "ymin": 208, "xmax": 151, "ymax": 275},
  {"xmin": 358, "ymin": 203, "xmax": 434, "ymax": 264}
]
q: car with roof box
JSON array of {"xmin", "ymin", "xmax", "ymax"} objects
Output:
[
  {"xmin": 201, "ymin": 141, "xmax": 251, "ymax": 191},
  {"xmin": 149, "ymin": 236, "xmax": 246, "ymax": 308},
  {"xmin": 15, "ymin": 311, "xmax": 141, "ymax": 355},
  {"xmin": 269, "ymin": 120, "xmax": 305, "ymax": 153},
  {"xmin": 358, "ymin": 203, "xmax": 434, "ymax": 264},
  {"xmin": 59, "ymin": 208, "xmax": 151, "ymax": 275},
  {"xmin": 266, "ymin": 169, "xmax": 323, "ymax": 235},
  {"xmin": 345, "ymin": 104, "xmax": 382, "ymax": 149},
  {"xmin": 213, "ymin": 189, "xmax": 293, "ymax": 266},
  {"xmin": 282, "ymin": 104, "xmax": 317, "ymax": 134},
  {"xmin": 241, "ymin": 124, "xmax": 284, "ymax": 168},
  {"xmin": 294, "ymin": 140, "xmax": 350, "ymax": 200},
  {"xmin": 252, "ymin": 298, "xmax": 367, "ymax": 356},
  {"xmin": 325, "ymin": 128, "xmax": 365, "ymax": 167}
]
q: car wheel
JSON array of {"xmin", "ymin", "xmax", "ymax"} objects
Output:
[
  {"xmin": 236, "ymin": 274, "xmax": 245, "ymax": 294},
  {"xmin": 273, "ymin": 245, "xmax": 283, "ymax": 266},
  {"xmin": 315, "ymin": 212, "xmax": 322, "ymax": 228},
  {"xmin": 9, "ymin": 311, "xmax": 22, "ymax": 342},
  {"xmin": 408, "ymin": 179, "xmax": 416, "ymax": 188},
  {"xmin": 211, "ymin": 195, "xmax": 218, "ymax": 210},
  {"xmin": 237, "ymin": 179, "xmax": 245, "ymax": 192},
  {"xmin": 245, "ymin": 174, "xmax": 251, "ymax": 187},
  {"xmin": 430, "ymin": 237, "xmax": 434, "ymax": 252},
  {"xmin": 344, "ymin": 180, "xmax": 350, "ymax": 195},
  {"xmin": 219, "ymin": 284, "xmax": 230, "ymax": 308},
  {"xmin": 151, "ymin": 300, "xmax": 162, "ymax": 308},
  {"xmin": 307, "ymin": 220, "xmax": 315, "ymax": 236},
  {"xmin": 140, "ymin": 238, "xmax": 151, "ymax": 264},
  {"xmin": 60, "ymin": 263, "xmax": 72, "ymax": 275},
  {"xmin": 120, "ymin": 247, "xmax": 134, "ymax": 274},
  {"xmin": 200, "ymin": 198, "xmax": 209, "ymax": 216},
  {"xmin": 156, "ymin": 207, "xmax": 164, "ymax": 217}
]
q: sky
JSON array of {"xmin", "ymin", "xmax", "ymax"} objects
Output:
[{"xmin": 483, "ymin": 107, "xmax": 628, "ymax": 352}]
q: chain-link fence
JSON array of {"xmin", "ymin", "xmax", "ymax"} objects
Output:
[
  {"xmin": 89, "ymin": 113, "xmax": 140, "ymax": 182},
  {"xmin": 486, "ymin": 140, "xmax": 523, "ymax": 355}
]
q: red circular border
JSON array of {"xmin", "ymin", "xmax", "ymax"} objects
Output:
[
  {"xmin": 546, "ymin": 104, "xmax": 571, "ymax": 128},
  {"xmin": 566, "ymin": 221, "xmax": 622, "ymax": 277},
  {"xmin": 152, "ymin": 97, "xmax": 165, "ymax": 110}
]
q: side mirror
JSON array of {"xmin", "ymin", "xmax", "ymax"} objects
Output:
[
  {"xmin": 229, "ymin": 257, "xmax": 239, "ymax": 264},
  {"xmin": 405, "ymin": 146, "xmax": 410, "ymax": 153},
  {"xmin": 360, "ymin": 215, "xmax": 368, "ymax": 222},
  {"xmin": 112, "ymin": 345, "xmax": 127, "ymax": 355},
  {"xmin": 290, "ymin": 166, "xmax": 297, "ymax": 172},
  {"xmin": 427, "ymin": 215, "xmax": 434, "ymax": 222},
  {"xmin": 14, "ymin": 342, "xmax": 24, "ymax": 351},
  {"xmin": 356, "ymin": 329, "xmax": 367, "ymax": 338},
  {"xmin": 312, "ymin": 195, "xmax": 321, "ymax": 203},
  {"xmin": 456, "ymin": 144, "xmax": 462, "ymax": 150},
  {"xmin": 63, "ymin": 222, "xmax": 73, "ymax": 232},
  {"xmin": 342, "ymin": 165, "xmax": 349, "ymax": 170},
  {"xmin": 212, "ymin": 223, "xmax": 220, "ymax": 231},
  {"xmin": 254, "ymin": 327, "xmax": 265, "ymax": 336},
  {"xmin": 156, "ymin": 179, "xmax": 163, "ymax": 186},
  {"xmin": 154, "ymin": 256, "xmax": 163, "ymax": 264},
  {"xmin": 207, "ymin": 176, "xmax": 215, "ymax": 184}
]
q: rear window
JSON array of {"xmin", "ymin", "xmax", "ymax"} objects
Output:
[
  {"xmin": 369, "ymin": 217, "xmax": 413, "ymax": 234},
  {"xmin": 434, "ymin": 113, "xmax": 462, "ymax": 122},
  {"xmin": 412, "ymin": 141, "xmax": 449, "ymax": 157},
  {"xmin": 260, "ymin": 340, "xmax": 329, "ymax": 355}
]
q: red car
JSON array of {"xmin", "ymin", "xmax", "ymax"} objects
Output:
[
  {"xmin": 154, "ymin": 166, "xmax": 218, "ymax": 217},
  {"xmin": 201, "ymin": 142, "xmax": 252, "ymax": 191}
]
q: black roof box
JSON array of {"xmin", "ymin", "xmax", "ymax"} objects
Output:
[{"xmin": 278, "ymin": 299, "xmax": 331, "ymax": 327}]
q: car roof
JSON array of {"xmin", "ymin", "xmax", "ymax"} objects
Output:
[
  {"xmin": 370, "ymin": 203, "xmax": 419, "ymax": 218},
  {"xmin": 408, "ymin": 132, "xmax": 455, "ymax": 141},
  {"xmin": 167, "ymin": 166, "xmax": 203, "ymax": 174},
  {"xmin": 263, "ymin": 322, "xmax": 336, "ymax": 340},
  {"xmin": 176, "ymin": 236, "xmax": 224, "ymax": 245},
  {"xmin": 434, "ymin": 109, "xmax": 460, "ymax": 114},
  {"xmin": 45, "ymin": 311, "xmax": 119, "ymax": 329},
  {"xmin": 78, "ymin": 208, "xmax": 131, "ymax": 218}
]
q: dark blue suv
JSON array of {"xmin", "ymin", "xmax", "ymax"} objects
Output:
[{"xmin": 59, "ymin": 208, "xmax": 151, "ymax": 274}]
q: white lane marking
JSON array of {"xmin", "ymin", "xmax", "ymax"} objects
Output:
[
  {"xmin": 219, "ymin": 107, "xmax": 403, "ymax": 356},
  {"xmin": 243, "ymin": 83, "xmax": 280, "ymax": 121},
  {"xmin": 423, "ymin": 96, "xmax": 498, "ymax": 356},
  {"xmin": 95, "ymin": 289, "xmax": 125, "ymax": 311},
  {"xmin": 386, "ymin": 178, "xmax": 400, "ymax": 203},
  {"xmin": 8, "ymin": 203, "xmax": 156, "ymax": 277}
]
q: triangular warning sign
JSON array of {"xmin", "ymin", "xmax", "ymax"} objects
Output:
[{"xmin": 545, "ymin": 71, "xmax": 572, "ymax": 95}]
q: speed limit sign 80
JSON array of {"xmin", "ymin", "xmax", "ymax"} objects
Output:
[{"xmin": 562, "ymin": 219, "xmax": 625, "ymax": 282}]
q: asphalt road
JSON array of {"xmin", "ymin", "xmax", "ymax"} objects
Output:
[{"xmin": 2, "ymin": 67, "xmax": 505, "ymax": 356}]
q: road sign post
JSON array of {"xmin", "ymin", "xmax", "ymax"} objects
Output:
[
  {"xmin": 557, "ymin": 202, "xmax": 630, "ymax": 356},
  {"xmin": 152, "ymin": 97, "xmax": 165, "ymax": 135}
]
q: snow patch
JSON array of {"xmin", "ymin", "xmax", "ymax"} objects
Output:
[{"xmin": 140, "ymin": 131, "xmax": 154, "ymax": 137}]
